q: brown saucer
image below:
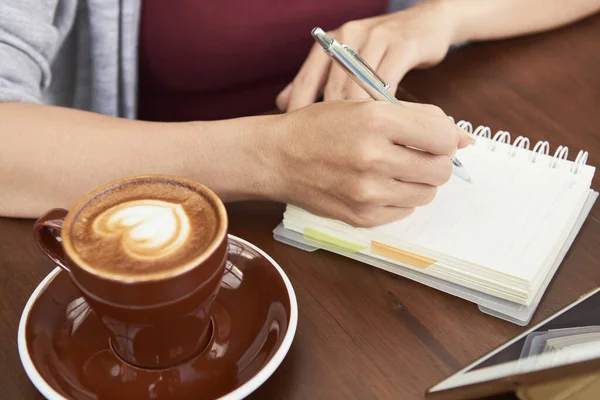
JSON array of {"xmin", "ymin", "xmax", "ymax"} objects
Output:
[{"xmin": 19, "ymin": 235, "xmax": 297, "ymax": 400}]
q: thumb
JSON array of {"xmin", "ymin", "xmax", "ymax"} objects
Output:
[{"xmin": 457, "ymin": 126, "xmax": 475, "ymax": 149}]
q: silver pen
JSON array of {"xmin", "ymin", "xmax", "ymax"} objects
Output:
[{"xmin": 311, "ymin": 27, "xmax": 472, "ymax": 184}]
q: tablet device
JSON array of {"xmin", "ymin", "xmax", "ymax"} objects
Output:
[{"xmin": 426, "ymin": 287, "xmax": 600, "ymax": 399}]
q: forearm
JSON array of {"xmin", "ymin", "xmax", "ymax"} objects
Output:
[
  {"xmin": 437, "ymin": 0, "xmax": 600, "ymax": 43},
  {"xmin": 0, "ymin": 103, "xmax": 275, "ymax": 218}
]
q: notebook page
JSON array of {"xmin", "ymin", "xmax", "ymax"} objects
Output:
[
  {"xmin": 372, "ymin": 138, "xmax": 593, "ymax": 283},
  {"xmin": 505, "ymin": 171, "xmax": 592, "ymax": 286}
]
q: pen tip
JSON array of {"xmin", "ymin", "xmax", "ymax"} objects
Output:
[
  {"xmin": 462, "ymin": 173, "xmax": 473, "ymax": 184},
  {"xmin": 451, "ymin": 161, "xmax": 473, "ymax": 184}
]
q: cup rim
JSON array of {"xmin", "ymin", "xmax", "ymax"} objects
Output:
[
  {"xmin": 18, "ymin": 234, "xmax": 298, "ymax": 400},
  {"xmin": 60, "ymin": 174, "xmax": 228, "ymax": 283}
]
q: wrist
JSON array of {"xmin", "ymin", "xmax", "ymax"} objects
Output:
[
  {"xmin": 420, "ymin": 0, "xmax": 471, "ymax": 45},
  {"xmin": 248, "ymin": 113, "xmax": 291, "ymax": 203},
  {"xmin": 241, "ymin": 114, "xmax": 287, "ymax": 202},
  {"xmin": 185, "ymin": 115, "xmax": 281, "ymax": 202}
]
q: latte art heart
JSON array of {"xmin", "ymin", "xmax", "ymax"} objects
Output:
[{"xmin": 93, "ymin": 200, "xmax": 191, "ymax": 259}]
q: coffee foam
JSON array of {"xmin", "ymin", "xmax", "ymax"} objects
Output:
[
  {"xmin": 68, "ymin": 178, "xmax": 221, "ymax": 278},
  {"xmin": 92, "ymin": 200, "xmax": 191, "ymax": 260}
]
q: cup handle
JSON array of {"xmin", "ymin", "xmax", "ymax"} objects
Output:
[{"xmin": 33, "ymin": 209, "xmax": 71, "ymax": 272}]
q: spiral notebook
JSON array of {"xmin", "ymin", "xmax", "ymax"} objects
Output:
[{"xmin": 276, "ymin": 118, "xmax": 597, "ymax": 323}]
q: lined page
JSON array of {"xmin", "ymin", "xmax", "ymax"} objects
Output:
[{"xmin": 372, "ymin": 138, "xmax": 594, "ymax": 283}]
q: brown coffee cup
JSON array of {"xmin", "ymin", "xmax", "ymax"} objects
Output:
[{"xmin": 33, "ymin": 175, "xmax": 228, "ymax": 369}]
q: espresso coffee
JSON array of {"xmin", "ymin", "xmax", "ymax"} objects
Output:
[{"xmin": 67, "ymin": 176, "xmax": 220, "ymax": 279}]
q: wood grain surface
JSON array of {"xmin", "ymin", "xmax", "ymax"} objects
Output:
[{"xmin": 1, "ymin": 13, "xmax": 599, "ymax": 400}]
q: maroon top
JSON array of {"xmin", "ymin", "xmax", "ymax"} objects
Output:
[{"xmin": 137, "ymin": 0, "xmax": 387, "ymax": 121}]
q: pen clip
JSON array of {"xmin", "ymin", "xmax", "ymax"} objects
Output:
[{"xmin": 342, "ymin": 44, "xmax": 390, "ymax": 90}]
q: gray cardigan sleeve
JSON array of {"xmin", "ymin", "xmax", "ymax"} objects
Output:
[{"xmin": 0, "ymin": 0, "xmax": 76, "ymax": 103}]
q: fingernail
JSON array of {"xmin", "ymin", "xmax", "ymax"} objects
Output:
[
  {"xmin": 466, "ymin": 130, "xmax": 476, "ymax": 143},
  {"xmin": 460, "ymin": 127, "xmax": 476, "ymax": 145}
]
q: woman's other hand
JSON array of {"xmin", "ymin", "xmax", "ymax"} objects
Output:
[{"xmin": 276, "ymin": 1, "xmax": 455, "ymax": 112}]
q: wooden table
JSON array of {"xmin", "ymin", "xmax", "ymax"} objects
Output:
[{"xmin": 2, "ymin": 13, "xmax": 600, "ymax": 400}]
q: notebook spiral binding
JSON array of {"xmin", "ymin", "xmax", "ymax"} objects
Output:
[{"xmin": 449, "ymin": 117, "xmax": 589, "ymax": 174}]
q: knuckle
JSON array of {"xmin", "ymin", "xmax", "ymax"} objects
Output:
[
  {"xmin": 435, "ymin": 156, "xmax": 453, "ymax": 185},
  {"xmin": 407, "ymin": 152, "xmax": 452, "ymax": 186},
  {"xmin": 369, "ymin": 25, "xmax": 389, "ymax": 40},
  {"xmin": 350, "ymin": 208, "xmax": 377, "ymax": 227},
  {"xmin": 349, "ymin": 180, "xmax": 378, "ymax": 205},
  {"xmin": 348, "ymin": 213, "xmax": 367, "ymax": 227},
  {"xmin": 406, "ymin": 148, "xmax": 431, "ymax": 173},
  {"xmin": 424, "ymin": 104, "xmax": 446, "ymax": 117},
  {"xmin": 324, "ymin": 81, "xmax": 344, "ymax": 100},
  {"xmin": 413, "ymin": 185, "xmax": 437, "ymax": 207},
  {"xmin": 293, "ymin": 69, "xmax": 313, "ymax": 88},
  {"xmin": 402, "ymin": 38, "xmax": 419, "ymax": 56},
  {"xmin": 354, "ymin": 143, "xmax": 385, "ymax": 172},
  {"xmin": 340, "ymin": 21, "xmax": 360, "ymax": 35},
  {"xmin": 359, "ymin": 102, "xmax": 389, "ymax": 132}
]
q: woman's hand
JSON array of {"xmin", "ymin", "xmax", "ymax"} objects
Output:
[
  {"xmin": 264, "ymin": 100, "xmax": 473, "ymax": 227},
  {"xmin": 276, "ymin": 1, "xmax": 456, "ymax": 112}
]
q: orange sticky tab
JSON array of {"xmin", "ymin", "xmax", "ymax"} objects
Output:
[{"xmin": 371, "ymin": 241, "xmax": 435, "ymax": 269}]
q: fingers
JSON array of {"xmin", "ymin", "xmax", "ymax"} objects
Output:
[
  {"xmin": 347, "ymin": 206, "xmax": 415, "ymax": 228},
  {"xmin": 307, "ymin": 170, "xmax": 439, "ymax": 228},
  {"xmin": 375, "ymin": 45, "xmax": 414, "ymax": 97},
  {"xmin": 348, "ymin": 132, "xmax": 453, "ymax": 187},
  {"xmin": 340, "ymin": 178, "xmax": 436, "ymax": 227},
  {"xmin": 340, "ymin": 158, "xmax": 441, "ymax": 205},
  {"xmin": 283, "ymin": 43, "xmax": 331, "ymax": 112},
  {"xmin": 344, "ymin": 35, "xmax": 388, "ymax": 100},
  {"xmin": 389, "ymin": 111, "xmax": 460, "ymax": 156},
  {"xmin": 383, "ymin": 146, "xmax": 453, "ymax": 186},
  {"xmin": 368, "ymin": 179, "xmax": 437, "ymax": 208},
  {"xmin": 304, "ymin": 195, "xmax": 414, "ymax": 228},
  {"xmin": 275, "ymin": 83, "xmax": 292, "ymax": 112},
  {"xmin": 358, "ymin": 102, "xmax": 461, "ymax": 156},
  {"xmin": 457, "ymin": 127, "xmax": 475, "ymax": 149},
  {"xmin": 323, "ymin": 24, "xmax": 366, "ymax": 101},
  {"xmin": 400, "ymin": 102, "xmax": 475, "ymax": 149}
]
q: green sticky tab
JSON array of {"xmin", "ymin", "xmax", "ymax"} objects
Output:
[{"xmin": 304, "ymin": 228, "xmax": 366, "ymax": 253}]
